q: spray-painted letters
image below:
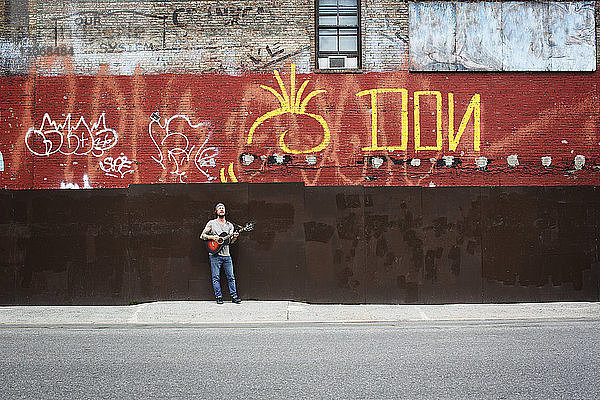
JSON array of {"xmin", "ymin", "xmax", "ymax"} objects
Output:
[{"xmin": 25, "ymin": 113, "xmax": 118, "ymax": 158}]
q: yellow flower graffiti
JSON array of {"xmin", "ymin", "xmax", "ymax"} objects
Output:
[{"xmin": 247, "ymin": 64, "xmax": 330, "ymax": 154}]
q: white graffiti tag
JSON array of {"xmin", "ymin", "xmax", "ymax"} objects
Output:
[
  {"xmin": 25, "ymin": 113, "xmax": 118, "ymax": 158},
  {"xmin": 60, "ymin": 174, "xmax": 93, "ymax": 189},
  {"xmin": 148, "ymin": 114, "xmax": 219, "ymax": 182},
  {"xmin": 100, "ymin": 153, "xmax": 135, "ymax": 178}
]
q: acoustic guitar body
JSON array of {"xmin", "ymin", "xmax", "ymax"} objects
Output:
[
  {"xmin": 206, "ymin": 232, "xmax": 230, "ymax": 254},
  {"xmin": 203, "ymin": 222, "xmax": 254, "ymax": 255}
]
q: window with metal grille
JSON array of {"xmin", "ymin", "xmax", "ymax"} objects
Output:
[{"xmin": 316, "ymin": 0, "xmax": 360, "ymax": 70}]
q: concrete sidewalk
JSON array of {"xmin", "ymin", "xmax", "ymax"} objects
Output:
[{"xmin": 0, "ymin": 301, "xmax": 598, "ymax": 326}]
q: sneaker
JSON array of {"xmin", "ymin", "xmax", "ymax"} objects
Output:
[
  {"xmin": 216, "ymin": 297, "xmax": 224, "ymax": 304},
  {"xmin": 232, "ymin": 297, "xmax": 242, "ymax": 304}
]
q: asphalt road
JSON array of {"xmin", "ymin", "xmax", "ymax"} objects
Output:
[{"xmin": 1, "ymin": 320, "xmax": 598, "ymax": 399}]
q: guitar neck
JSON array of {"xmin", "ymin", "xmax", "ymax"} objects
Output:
[
  {"xmin": 222, "ymin": 227, "xmax": 245, "ymax": 241},
  {"xmin": 226, "ymin": 227, "xmax": 247, "ymax": 239}
]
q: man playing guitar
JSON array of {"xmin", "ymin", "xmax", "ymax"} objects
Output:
[{"xmin": 200, "ymin": 203, "xmax": 241, "ymax": 304}]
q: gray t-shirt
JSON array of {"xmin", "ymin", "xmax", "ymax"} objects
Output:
[{"xmin": 202, "ymin": 219, "xmax": 234, "ymax": 256}]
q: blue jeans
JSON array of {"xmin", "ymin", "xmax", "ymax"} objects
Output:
[{"xmin": 209, "ymin": 254, "xmax": 238, "ymax": 298}]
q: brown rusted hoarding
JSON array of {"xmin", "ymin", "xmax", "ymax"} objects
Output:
[
  {"xmin": 0, "ymin": 185, "xmax": 598, "ymax": 304},
  {"xmin": 481, "ymin": 186, "xmax": 600, "ymax": 302}
]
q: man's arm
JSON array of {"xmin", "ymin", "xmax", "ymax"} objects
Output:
[{"xmin": 200, "ymin": 222, "xmax": 219, "ymax": 241}]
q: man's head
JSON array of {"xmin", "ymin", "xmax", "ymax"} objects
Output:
[{"xmin": 215, "ymin": 203, "xmax": 226, "ymax": 217}]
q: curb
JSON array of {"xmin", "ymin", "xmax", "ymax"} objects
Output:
[{"xmin": 0, "ymin": 301, "xmax": 598, "ymax": 326}]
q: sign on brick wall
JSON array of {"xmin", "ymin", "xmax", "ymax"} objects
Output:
[{"xmin": 1, "ymin": 64, "xmax": 599, "ymax": 189}]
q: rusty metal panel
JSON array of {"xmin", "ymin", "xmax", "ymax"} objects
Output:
[
  {"xmin": 243, "ymin": 183, "xmax": 306, "ymax": 300},
  {"xmin": 304, "ymin": 186, "xmax": 367, "ymax": 303},
  {"xmin": 363, "ymin": 187, "xmax": 422, "ymax": 303},
  {"xmin": 13, "ymin": 189, "xmax": 129, "ymax": 304},
  {"xmin": 502, "ymin": 1, "xmax": 551, "ymax": 71},
  {"xmin": 409, "ymin": 2, "xmax": 457, "ymax": 71},
  {"xmin": 0, "ymin": 191, "xmax": 16, "ymax": 303},
  {"xmin": 455, "ymin": 2, "xmax": 503, "ymax": 71},
  {"xmin": 1, "ymin": 185, "xmax": 598, "ymax": 305},
  {"xmin": 421, "ymin": 187, "xmax": 483, "ymax": 303},
  {"xmin": 126, "ymin": 183, "xmax": 249, "ymax": 302},
  {"xmin": 0, "ymin": 190, "xmax": 30, "ymax": 304},
  {"xmin": 549, "ymin": 1, "xmax": 596, "ymax": 71},
  {"xmin": 482, "ymin": 187, "xmax": 599, "ymax": 302}
]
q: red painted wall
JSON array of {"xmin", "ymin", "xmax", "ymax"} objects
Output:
[{"xmin": 1, "ymin": 66, "xmax": 599, "ymax": 189}]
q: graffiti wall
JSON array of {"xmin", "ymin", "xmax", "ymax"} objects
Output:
[
  {"xmin": 1, "ymin": 1, "xmax": 598, "ymax": 189},
  {"xmin": 1, "ymin": 64, "xmax": 599, "ymax": 189}
]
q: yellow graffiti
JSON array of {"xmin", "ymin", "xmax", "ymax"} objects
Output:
[
  {"xmin": 356, "ymin": 88, "xmax": 408, "ymax": 151},
  {"xmin": 358, "ymin": 90, "xmax": 481, "ymax": 152},
  {"xmin": 448, "ymin": 93, "xmax": 480, "ymax": 152},
  {"xmin": 414, "ymin": 91, "xmax": 443, "ymax": 152},
  {"xmin": 220, "ymin": 162, "xmax": 238, "ymax": 183},
  {"xmin": 247, "ymin": 64, "xmax": 330, "ymax": 154}
]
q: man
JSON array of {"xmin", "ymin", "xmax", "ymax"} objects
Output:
[{"xmin": 200, "ymin": 203, "xmax": 242, "ymax": 304}]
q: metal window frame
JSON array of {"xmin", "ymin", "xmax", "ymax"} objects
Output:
[{"xmin": 315, "ymin": 0, "xmax": 362, "ymax": 69}]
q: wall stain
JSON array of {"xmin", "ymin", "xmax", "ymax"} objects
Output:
[{"xmin": 303, "ymin": 221, "xmax": 334, "ymax": 243}]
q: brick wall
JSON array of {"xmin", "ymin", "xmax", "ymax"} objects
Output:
[
  {"xmin": 4, "ymin": 0, "xmax": 314, "ymax": 75},
  {"xmin": 362, "ymin": 0, "xmax": 409, "ymax": 71},
  {"xmin": 1, "ymin": 0, "xmax": 598, "ymax": 74},
  {"xmin": 1, "ymin": 70, "xmax": 599, "ymax": 189},
  {"xmin": 597, "ymin": 0, "xmax": 600, "ymax": 68},
  {"xmin": 0, "ymin": 1, "xmax": 598, "ymax": 190}
]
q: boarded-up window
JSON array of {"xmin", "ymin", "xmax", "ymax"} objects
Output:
[{"xmin": 409, "ymin": 1, "xmax": 596, "ymax": 71}]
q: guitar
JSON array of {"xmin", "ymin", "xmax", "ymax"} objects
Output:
[{"xmin": 205, "ymin": 222, "xmax": 255, "ymax": 255}]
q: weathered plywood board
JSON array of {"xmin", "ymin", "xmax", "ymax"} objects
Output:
[
  {"xmin": 501, "ymin": 1, "xmax": 551, "ymax": 71},
  {"xmin": 549, "ymin": 1, "xmax": 596, "ymax": 71},
  {"xmin": 410, "ymin": 1, "xmax": 596, "ymax": 72},
  {"xmin": 409, "ymin": 2, "xmax": 456, "ymax": 71},
  {"xmin": 455, "ymin": 1, "xmax": 503, "ymax": 71}
]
